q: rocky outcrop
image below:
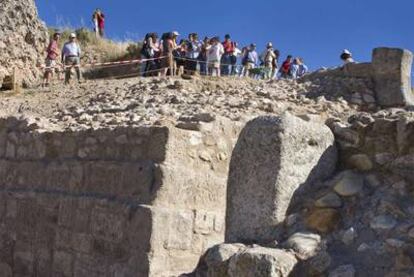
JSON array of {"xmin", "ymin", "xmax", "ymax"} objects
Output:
[
  {"xmin": 225, "ymin": 113, "xmax": 337, "ymax": 243},
  {"xmin": 0, "ymin": 0, "xmax": 48, "ymax": 88}
]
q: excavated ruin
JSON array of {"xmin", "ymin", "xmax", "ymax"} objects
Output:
[{"xmin": 0, "ymin": 1, "xmax": 414, "ymax": 276}]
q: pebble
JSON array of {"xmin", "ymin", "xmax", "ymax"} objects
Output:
[
  {"xmin": 370, "ymin": 215, "xmax": 397, "ymax": 231},
  {"xmin": 315, "ymin": 192, "xmax": 343, "ymax": 208},
  {"xmin": 334, "ymin": 171, "xmax": 364, "ymax": 196}
]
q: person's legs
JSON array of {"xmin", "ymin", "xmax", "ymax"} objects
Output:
[
  {"xmin": 99, "ymin": 28, "xmax": 104, "ymax": 38},
  {"xmin": 199, "ymin": 59, "xmax": 207, "ymax": 75},
  {"xmin": 73, "ymin": 57, "xmax": 81, "ymax": 82},
  {"xmin": 230, "ymin": 55, "xmax": 237, "ymax": 75}
]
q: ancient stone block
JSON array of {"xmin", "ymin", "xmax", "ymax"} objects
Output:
[
  {"xmin": 228, "ymin": 246, "xmax": 297, "ymax": 277},
  {"xmin": 226, "ymin": 113, "xmax": 337, "ymax": 243},
  {"xmin": 372, "ymin": 47, "xmax": 414, "ymax": 107},
  {"xmin": 167, "ymin": 210, "xmax": 194, "ymax": 250}
]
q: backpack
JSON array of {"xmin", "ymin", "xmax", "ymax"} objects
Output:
[{"xmin": 140, "ymin": 33, "xmax": 154, "ymax": 58}]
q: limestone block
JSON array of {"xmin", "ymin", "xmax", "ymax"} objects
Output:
[
  {"xmin": 166, "ymin": 210, "xmax": 194, "ymax": 250},
  {"xmin": 372, "ymin": 47, "xmax": 414, "ymax": 107},
  {"xmin": 226, "ymin": 113, "xmax": 337, "ymax": 243},
  {"xmin": 195, "ymin": 243, "xmax": 246, "ymax": 277},
  {"xmin": 91, "ymin": 207, "xmax": 125, "ymax": 242},
  {"xmin": 228, "ymin": 246, "xmax": 297, "ymax": 277},
  {"xmin": 284, "ymin": 232, "xmax": 321, "ymax": 260},
  {"xmin": 194, "ymin": 210, "xmax": 216, "ymax": 235}
]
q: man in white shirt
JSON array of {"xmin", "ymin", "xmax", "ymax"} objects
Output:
[{"xmin": 62, "ymin": 33, "xmax": 82, "ymax": 84}]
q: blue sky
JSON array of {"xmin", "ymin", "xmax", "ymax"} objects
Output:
[{"xmin": 35, "ymin": 0, "xmax": 413, "ymax": 73}]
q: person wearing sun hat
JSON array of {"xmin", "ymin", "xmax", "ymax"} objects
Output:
[
  {"xmin": 340, "ymin": 49, "xmax": 355, "ymax": 64},
  {"xmin": 62, "ymin": 33, "xmax": 82, "ymax": 84}
]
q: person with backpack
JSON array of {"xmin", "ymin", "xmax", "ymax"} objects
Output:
[
  {"xmin": 241, "ymin": 44, "xmax": 259, "ymax": 77},
  {"xmin": 206, "ymin": 37, "xmax": 224, "ymax": 77},
  {"xmin": 221, "ymin": 34, "xmax": 237, "ymax": 76},
  {"xmin": 260, "ymin": 42, "xmax": 277, "ymax": 79},
  {"xmin": 141, "ymin": 33, "xmax": 160, "ymax": 76},
  {"xmin": 185, "ymin": 33, "xmax": 202, "ymax": 74},
  {"xmin": 280, "ymin": 55, "xmax": 293, "ymax": 79}
]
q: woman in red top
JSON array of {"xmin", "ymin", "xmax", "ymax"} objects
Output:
[{"xmin": 280, "ymin": 55, "xmax": 293, "ymax": 79}]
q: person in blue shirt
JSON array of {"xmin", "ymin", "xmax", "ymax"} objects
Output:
[
  {"xmin": 62, "ymin": 33, "xmax": 82, "ymax": 84},
  {"xmin": 297, "ymin": 57, "xmax": 309, "ymax": 78}
]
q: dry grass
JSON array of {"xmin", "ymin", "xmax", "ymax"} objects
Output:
[{"xmin": 48, "ymin": 27, "xmax": 142, "ymax": 62}]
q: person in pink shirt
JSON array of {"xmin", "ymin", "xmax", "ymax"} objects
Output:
[{"xmin": 43, "ymin": 32, "xmax": 61, "ymax": 87}]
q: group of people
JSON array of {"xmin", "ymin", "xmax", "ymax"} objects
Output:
[
  {"xmin": 140, "ymin": 31, "xmax": 309, "ymax": 79},
  {"xmin": 42, "ymin": 8, "xmax": 358, "ymax": 86}
]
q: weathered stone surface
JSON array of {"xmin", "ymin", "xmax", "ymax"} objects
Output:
[
  {"xmin": 370, "ymin": 215, "xmax": 397, "ymax": 231},
  {"xmin": 284, "ymin": 232, "xmax": 321, "ymax": 260},
  {"xmin": 306, "ymin": 208, "xmax": 341, "ymax": 233},
  {"xmin": 195, "ymin": 243, "xmax": 246, "ymax": 277},
  {"xmin": 328, "ymin": 264, "xmax": 356, "ymax": 277},
  {"xmin": 228, "ymin": 246, "xmax": 297, "ymax": 277},
  {"xmin": 226, "ymin": 113, "xmax": 336, "ymax": 243},
  {"xmin": 347, "ymin": 154, "xmax": 373, "ymax": 171},
  {"xmin": 0, "ymin": 0, "xmax": 48, "ymax": 88},
  {"xmin": 315, "ymin": 192, "xmax": 343, "ymax": 208},
  {"xmin": 372, "ymin": 47, "xmax": 414, "ymax": 107},
  {"xmin": 333, "ymin": 171, "xmax": 364, "ymax": 196}
]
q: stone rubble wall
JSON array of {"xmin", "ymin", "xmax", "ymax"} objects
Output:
[
  {"xmin": 328, "ymin": 110, "xmax": 414, "ymax": 181},
  {"xmin": 0, "ymin": 0, "xmax": 48, "ymax": 88},
  {"xmin": 0, "ymin": 116, "xmax": 242, "ymax": 276},
  {"xmin": 302, "ymin": 47, "xmax": 413, "ymax": 109}
]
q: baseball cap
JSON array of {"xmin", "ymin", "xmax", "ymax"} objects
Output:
[{"xmin": 70, "ymin": 33, "xmax": 76, "ymax": 38}]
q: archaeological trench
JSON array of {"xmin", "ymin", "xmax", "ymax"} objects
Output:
[{"xmin": 1, "ymin": 1, "xmax": 414, "ymax": 277}]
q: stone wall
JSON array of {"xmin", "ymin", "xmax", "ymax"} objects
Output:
[
  {"xmin": 0, "ymin": 116, "xmax": 242, "ymax": 276},
  {"xmin": 302, "ymin": 47, "xmax": 414, "ymax": 109},
  {"xmin": 328, "ymin": 110, "xmax": 414, "ymax": 181},
  {"xmin": 0, "ymin": 0, "xmax": 48, "ymax": 88}
]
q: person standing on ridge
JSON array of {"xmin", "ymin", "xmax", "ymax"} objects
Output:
[
  {"xmin": 92, "ymin": 9, "xmax": 105, "ymax": 38},
  {"xmin": 241, "ymin": 44, "xmax": 259, "ymax": 77},
  {"xmin": 198, "ymin": 37, "xmax": 210, "ymax": 76},
  {"xmin": 340, "ymin": 49, "xmax": 355, "ymax": 64},
  {"xmin": 186, "ymin": 33, "xmax": 202, "ymax": 74},
  {"xmin": 221, "ymin": 34, "xmax": 237, "ymax": 76},
  {"xmin": 260, "ymin": 42, "xmax": 277, "ymax": 79},
  {"xmin": 206, "ymin": 37, "xmax": 224, "ymax": 77},
  {"xmin": 43, "ymin": 32, "xmax": 61, "ymax": 87},
  {"xmin": 62, "ymin": 33, "xmax": 82, "ymax": 85},
  {"xmin": 280, "ymin": 55, "xmax": 293, "ymax": 79}
]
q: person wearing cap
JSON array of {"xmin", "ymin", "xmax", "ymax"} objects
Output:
[
  {"xmin": 260, "ymin": 42, "xmax": 277, "ymax": 79},
  {"xmin": 241, "ymin": 43, "xmax": 258, "ymax": 77},
  {"xmin": 340, "ymin": 49, "xmax": 355, "ymax": 64},
  {"xmin": 43, "ymin": 32, "xmax": 61, "ymax": 87},
  {"xmin": 221, "ymin": 34, "xmax": 238, "ymax": 76},
  {"xmin": 62, "ymin": 33, "xmax": 82, "ymax": 84}
]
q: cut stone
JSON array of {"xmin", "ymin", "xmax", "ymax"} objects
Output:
[
  {"xmin": 372, "ymin": 47, "xmax": 414, "ymax": 107},
  {"xmin": 226, "ymin": 113, "xmax": 337, "ymax": 243}
]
